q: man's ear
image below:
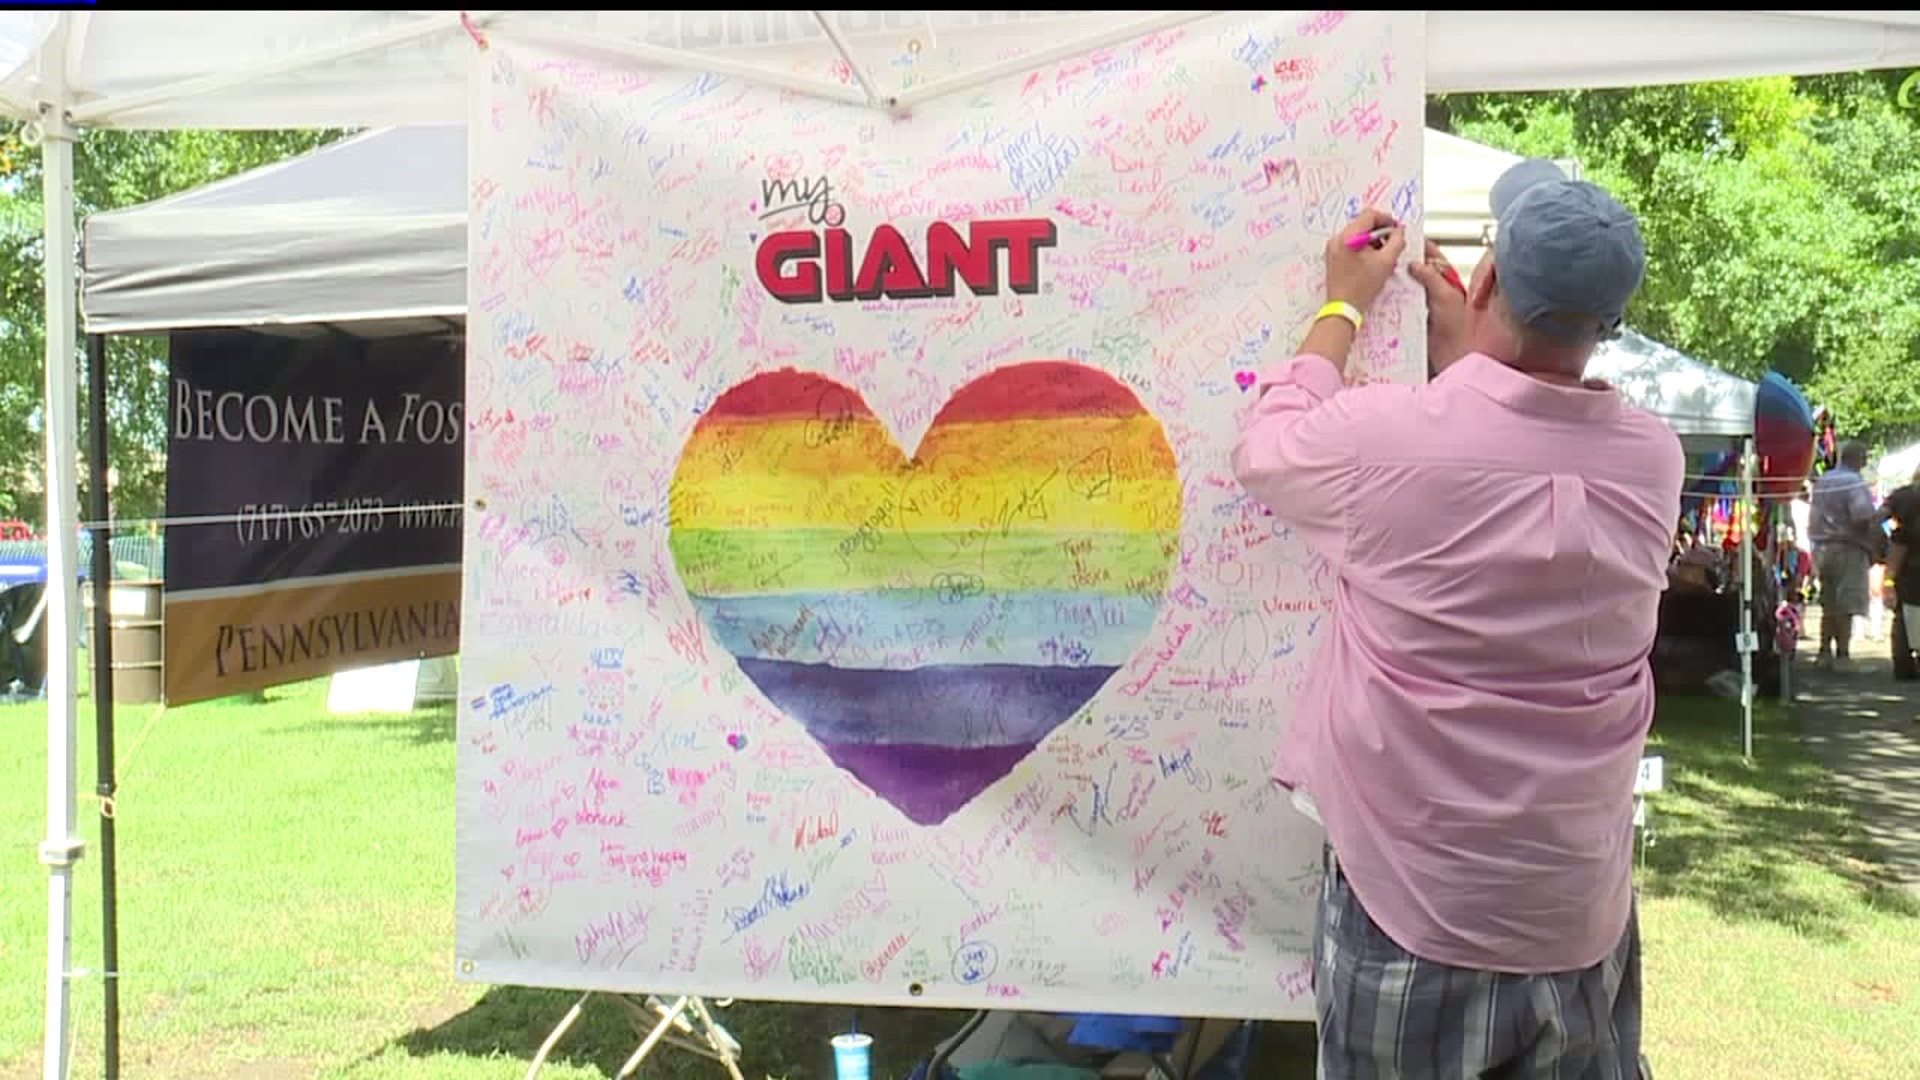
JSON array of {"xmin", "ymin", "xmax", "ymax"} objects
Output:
[{"xmin": 1469, "ymin": 260, "xmax": 1498, "ymax": 313}]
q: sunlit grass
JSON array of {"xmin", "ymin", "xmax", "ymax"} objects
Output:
[{"xmin": 1635, "ymin": 695, "xmax": 1920, "ymax": 1079}]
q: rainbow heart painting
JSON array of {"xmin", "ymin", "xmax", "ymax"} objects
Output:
[{"xmin": 667, "ymin": 361, "xmax": 1182, "ymax": 825}]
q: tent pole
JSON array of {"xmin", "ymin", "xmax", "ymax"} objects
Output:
[
  {"xmin": 1740, "ymin": 436, "xmax": 1755, "ymax": 760},
  {"xmin": 67, "ymin": 11, "xmax": 502, "ymax": 126},
  {"xmin": 35, "ymin": 13, "xmax": 85, "ymax": 1080},
  {"xmin": 811, "ymin": 11, "xmax": 889, "ymax": 107},
  {"xmin": 86, "ymin": 332, "xmax": 121, "ymax": 1080}
]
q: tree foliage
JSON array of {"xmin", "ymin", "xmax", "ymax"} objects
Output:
[
  {"xmin": 1433, "ymin": 74, "xmax": 1920, "ymax": 447},
  {"xmin": 0, "ymin": 124, "xmax": 348, "ymax": 525}
]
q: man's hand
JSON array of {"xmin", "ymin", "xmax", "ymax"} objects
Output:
[
  {"xmin": 1407, "ymin": 240, "xmax": 1470, "ymax": 375},
  {"xmin": 1326, "ymin": 207, "xmax": 1407, "ymax": 312}
]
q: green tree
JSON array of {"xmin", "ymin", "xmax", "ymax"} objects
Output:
[
  {"xmin": 1431, "ymin": 76, "xmax": 1920, "ymax": 447},
  {"xmin": 0, "ymin": 124, "xmax": 349, "ymax": 526},
  {"xmin": 1794, "ymin": 76, "xmax": 1920, "ymax": 443}
]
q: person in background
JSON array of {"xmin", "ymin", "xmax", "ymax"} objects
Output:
[
  {"xmin": 1869, "ymin": 562, "xmax": 1888, "ymax": 643},
  {"xmin": 1790, "ymin": 489, "xmax": 1814, "ymax": 593},
  {"xmin": 1882, "ymin": 465, "xmax": 1920, "ymax": 683},
  {"xmin": 1232, "ymin": 159, "xmax": 1677, "ymax": 1079},
  {"xmin": 1807, "ymin": 441, "xmax": 1880, "ymax": 671},
  {"xmin": 1786, "ymin": 491, "xmax": 1815, "ymax": 610}
]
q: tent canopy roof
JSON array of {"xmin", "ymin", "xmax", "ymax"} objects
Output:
[
  {"xmin": 1424, "ymin": 129, "xmax": 1523, "ymax": 273},
  {"xmin": 1585, "ymin": 330, "xmax": 1756, "ymax": 440},
  {"xmin": 83, "ymin": 124, "xmax": 467, "ymax": 338},
  {"xmin": 7, "ymin": 11, "xmax": 1920, "ymax": 128}
]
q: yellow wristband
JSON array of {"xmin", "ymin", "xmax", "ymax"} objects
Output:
[{"xmin": 1316, "ymin": 300, "xmax": 1364, "ymax": 332}]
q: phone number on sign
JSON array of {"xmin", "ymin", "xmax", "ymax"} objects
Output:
[{"xmin": 230, "ymin": 498, "xmax": 454, "ymax": 544}]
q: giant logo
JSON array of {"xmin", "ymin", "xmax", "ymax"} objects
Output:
[{"xmin": 753, "ymin": 174, "xmax": 1057, "ymax": 305}]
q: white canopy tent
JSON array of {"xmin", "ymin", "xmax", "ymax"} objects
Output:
[
  {"xmin": 1587, "ymin": 331, "xmax": 1758, "ymax": 453},
  {"xmin": 1424, "ymin": 129, "xmax": 1523, "ymax": 274},
  {"xmin": 16, "ymin": 10, "xmax": 1920, "ymax": 1079},
  {"xmin": 83, "ymin": 124, "xmax": 469, "ymax": 337},
  {"xmin": 1875, "ymin": 440, "xmax": 1920, "ymax": 497}
]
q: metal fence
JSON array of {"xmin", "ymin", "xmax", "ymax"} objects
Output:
[{"xmin": 0, "ymin": 535, "xmax": 166, "ymax": 581}]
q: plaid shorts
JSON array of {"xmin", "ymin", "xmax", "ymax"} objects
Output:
[
  {"xmin": 1817, "ymin": 545, "xmax": 1871, "ymax": 619},
  {"xmin": 1312, "ymin": 845, "xmax": 1647, "ymax": 1080}
]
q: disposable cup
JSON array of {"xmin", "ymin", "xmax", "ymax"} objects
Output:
[{"xmin": 830, "ymin": 1032, "xmax": 873, "ymax": 1080}]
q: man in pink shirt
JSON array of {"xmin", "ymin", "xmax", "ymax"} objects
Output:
[{"xmin": 1234, "ymin": 160, "xmax": 1680, "ymax": 1078}]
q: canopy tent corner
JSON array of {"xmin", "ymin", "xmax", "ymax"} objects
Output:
[{"xmin": 82, "ymin": 123, "xmax": 468, "ymax": 338}]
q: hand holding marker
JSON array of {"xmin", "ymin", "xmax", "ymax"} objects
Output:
[
  {"xmin": 1347, "ymin": 223, "xmax": 1468, "ymax": 296},
  {"xmin": 1345, "ymin": 224, "xmax": 1400, "ymax": 251}
]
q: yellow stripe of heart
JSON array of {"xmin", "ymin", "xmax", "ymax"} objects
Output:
[{"xmin": 671, "ymin": 414, "xmax": 1180, "ymax": 533}]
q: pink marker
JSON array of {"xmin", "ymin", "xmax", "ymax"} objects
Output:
[{"xmin": 1346, "ymin": 225, "xmax": 1398, "ymax": 251}]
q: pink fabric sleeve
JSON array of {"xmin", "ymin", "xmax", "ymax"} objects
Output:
[{"xmin": 1229, "ymin": 353, "xmax": 1357, "ymax": 567}]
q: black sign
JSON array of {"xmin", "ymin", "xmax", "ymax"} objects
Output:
[{"xmin": 163, "ymin": 329, "xmax": 464, "ymax": 703}]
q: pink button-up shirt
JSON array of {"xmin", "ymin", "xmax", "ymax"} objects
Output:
[{"xmin": 1233, "ymin": 351, "xmax": 1682, "ymax": 974}]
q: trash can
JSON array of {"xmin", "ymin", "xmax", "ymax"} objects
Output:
[{"xmin": 85, "ymin": 579, "xmax": 164, "ymax": 704}]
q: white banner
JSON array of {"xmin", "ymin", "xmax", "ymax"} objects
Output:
[{"xmin": 461, "ymin": 10, "xmax": 1425, "ymax": 1019}]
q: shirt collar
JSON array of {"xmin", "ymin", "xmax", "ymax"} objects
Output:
[{"xmin": 1439, "ymin": 352, "xmax": 1625, "ymax": 423}]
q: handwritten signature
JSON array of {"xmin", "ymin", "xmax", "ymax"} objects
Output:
[{"xmin": 722, "ymin": 871, "xmax": 812, "ymax": 939}]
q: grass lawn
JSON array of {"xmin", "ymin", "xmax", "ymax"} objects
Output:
[
  {"xmin": 0, "ymin": 682, "xmax": 1914, "ymax": 1078},
  {"xmin": 1633, "ymin": 693, "xmax": 1920, "ymax": 1078}
]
